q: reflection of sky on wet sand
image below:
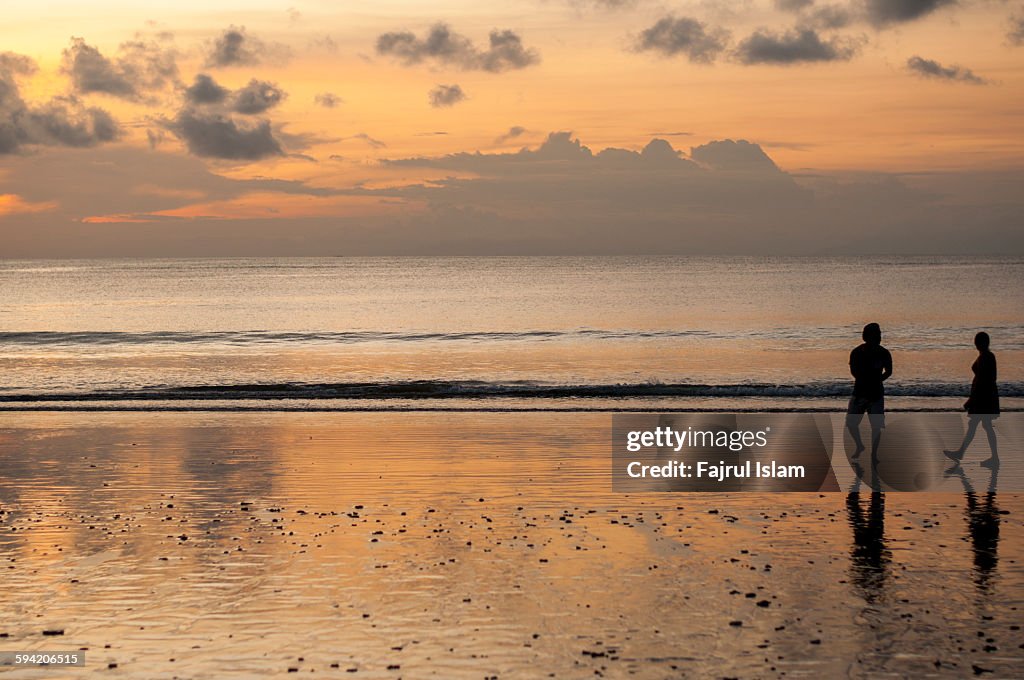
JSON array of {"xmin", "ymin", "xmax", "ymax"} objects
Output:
[{"xmin": 1, "ymin": 413, "xmax": 1023, "ymax": 677}]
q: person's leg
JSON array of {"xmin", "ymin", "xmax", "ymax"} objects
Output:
[
  {"xmin": 846, "ymin": 412, "xmax": 866, "ymax": 457},
  {"xmin": 980, "ymin": 418, "xmax": 999, "ymax": 467},
  {"xmin": 868, "ymin": 403, "xmax": 884, "ymax": 464},
  {"xmin": 946, "ymin": 416, "xmax": 979, "ymax": 461},
  {"xmin": 870, "ymin": 424, "xmax": 882, "ymax": 462}
]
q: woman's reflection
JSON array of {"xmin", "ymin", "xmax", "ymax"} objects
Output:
[{"xmin": 953, "ymin": 464, "xmax": 1001, "ymax": 593}]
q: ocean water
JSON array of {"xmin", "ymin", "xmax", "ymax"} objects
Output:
[{"xmin": 1, "ymin": 256, "xmax": 1021, "ymax": 410}]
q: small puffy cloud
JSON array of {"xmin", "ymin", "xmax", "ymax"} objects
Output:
[
  {"xmin": 479, "ymin": 30, "xmax": 539, "ymax": 72},
  {"xmin": 184, "ymin": 74, "xmax": 229, "ymax": 104},
  {"xmin": 314, "ymin": 92, "xmax": 342, "ymax": 108},
  {"xmin": 161, "ymin": 110, "xmax": 283, "ymax": 160},
  {"xmin": 735, "ymin": 28, "xmax": 860, "ymax": 64},
  {"xmin": 183, "ymin": 75, "xmax": 286, "ymax": 113},
  {"xmin": 204, "ymin": 26, "xmax": 287, "ymax": 68},
  {"xmin": 376, "ymin": 23, "xmax": 539, "ymax": 72},
  {"xmin": 1009, "ymin": 12, "xmax": 1024, "ymax": 45},
  {"xmin": 495, "ymin": 125, "xmax": 527, "ymax": 144},
  {"xmin": 1, "ymin": 52, "xmax": 120, "ymax": 154},
  {"xmin": 863, "ymin": 0, "xmax": 955, "ymax": 27},
  {"xmin": 906, "ymin": 56, "xmax": 988, "ymax": 84},
  {"xmin": 231, "ymin": 79, "xmax": 285, "ymax": 114},
  {"xmin": 61, "ymin": 37, "xmax": 179, "ymax": 100},
  {"xmin": 634, "ymin": 16, "xmax": 730, "ymax": 63},
  {"xmin": 428, "ymin": 83, "xmax": 466, "ymax": 108}
]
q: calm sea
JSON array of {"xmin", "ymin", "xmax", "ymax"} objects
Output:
[{"xmin": 1, "ymin": 256, "xmax": 1021, "ymax": 410}]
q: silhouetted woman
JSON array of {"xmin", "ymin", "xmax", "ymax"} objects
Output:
[{"xmin": 945, "ymin": 332, "xmax": 999, "ymax": 467}]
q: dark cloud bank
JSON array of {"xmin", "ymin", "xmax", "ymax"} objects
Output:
[{"xmin": 4, "ymin": 132, "xmax": 1021, "ymax": 257}]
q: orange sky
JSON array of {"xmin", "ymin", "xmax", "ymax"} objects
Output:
[{"xmin": 2, "ymin": 0, "xmax": 1023, "ymax": 255}]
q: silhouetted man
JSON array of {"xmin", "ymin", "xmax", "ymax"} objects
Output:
[{"xmin": 846, "ymin": 322, "xmax": 892, "ymax": 461}]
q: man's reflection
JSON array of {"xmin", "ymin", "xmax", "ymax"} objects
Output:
[{"xmin": 847, "ymin": 464, "xmax": 890, "ymax": 604}]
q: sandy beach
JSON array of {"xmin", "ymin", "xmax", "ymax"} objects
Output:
[{"xmin": 1, "ymin": 412, "xmax": 1022, "ymax": 678}]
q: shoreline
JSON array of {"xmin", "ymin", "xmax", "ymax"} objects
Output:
[{"xmin": 2, "ymin": 404, "xmax": 1021, "ymax": 412}]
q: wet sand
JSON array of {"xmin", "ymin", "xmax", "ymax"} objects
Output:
[{"xmin": 1, "ymin": 412, "xmax": 1023, "ymax": 678}]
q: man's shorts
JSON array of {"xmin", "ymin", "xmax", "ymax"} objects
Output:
[{"xmin": 847, "ymin": 396, "xmax": 885, "ymax": 428}]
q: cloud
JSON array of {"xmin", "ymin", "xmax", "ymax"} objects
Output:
[
  {"xmin": 690, "ymin": 139, "xmax": 782, "ymax": 172},
  {"xmin": 775, "ymin": 0, "xmax": 815, "ymax": 10},
  {"xmin": 387, "ymin": 131, "xmax": 702, "ymax": 172},
  {"xmin": 566, "ymin": 0, "xmax": 639, "ymax": 10},
  {"xmin": 231, "ymin": 79, "xmax": 286, "ymax": 114},
  {"xmin": 1009, "ymin": 12, "xmax": 1024, "ymax": 45},
  {"xmin": 184, "ymin": 74, "xmax": 229, "ymax": 105},
  {"xmin": 862, "ymin": 0, "xmax": 955, "ymax": 27},
  {"xmin": 367, "ymin": 133, "xmax": 823, "ymax": 252},
  {"xmin": 343, "ymin": 132, "xmax": 386, "ymax": 149},
  {"xmin": 309, "ymin": 35, "xmax": 339, "ymax": 54},
  {"xmin": 906, "ymin": 55, "xmax": 988, "ymax": 84},
  {"xmin": 314, "ymin": 92, "xmax": 342, "ymax": 108},
  {"xmin": 161, "ymin": 109, "xmax": 283, "ymax": 160},
  {"xmin": 0, "ymin": 145, "xmax": 355, "ymax": 253},
  {"xmin": 204, "ymin": 26, "xmax": 286, "ymax": 68},
  {"xmin": 0, "ymin": 51, "xmax": 36, "ymax": 78},
  {"xmin": 183, "ymin": 75, "xmax": 286, "ymax": 114},
  {"xmin": 4, "ymin": 134, "xmax": 1023, "ymax": 257},
  {"xmin": 428, "ymin": 84, "xmax": 466, "ymax": 108},
  {"xmin": 634, "ymin": 16, "xmax": 730, "ymax": 63},
  {"xmin": 61, "ymin": 36, "xmax": 179, "ymax": 101},
  {"xmin": 1, "ymin": 52, "xmax": 120, "ymax": 154},
  {"xmin": 735, "ymin": 27, "xmax": 860, "ymax": 64},
  {"xmin": 806, "ymin": 4, "xmax": 854, "ymax": 29},
  {"xmin": 0, "ymin": 193, "xmax": 57, "ymax": 216},
  {"xmin": 146, "ymin": 128, "xmax": 166, "ymax": 149},
  {"xmin": 495, "ymin": 125, "xmax": 528, "ymax": 144},
  {"xmin": 340, "ymin": 133, "xmax": 1024, "ymax": 255},
  {"xmin": 376, "ymin": 23, "xmax": 539, "ymax": 72},
  {"xmin": 571, "ymin": 0, "xmax": 637, "ymax": 7}
]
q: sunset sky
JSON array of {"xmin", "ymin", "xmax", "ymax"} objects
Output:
[{"xmin": 2, "ymin": 0, "xmax": 1023, "ymax": 255}]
